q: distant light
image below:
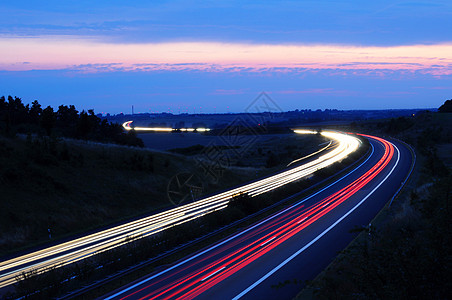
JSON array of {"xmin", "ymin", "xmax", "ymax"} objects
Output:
[
  {"xmin": 122, "ymin": 121, "xmax": 172, "ymax": 132},
  {"xmin": 123, "ymin": 121, "xmax": 210, "ymax": 132},
  {"xmin": 293, "ymin": 129, "xmax": 317, "ymax": 135}
]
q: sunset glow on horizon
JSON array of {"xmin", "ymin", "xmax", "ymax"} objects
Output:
[
  {"xmin": 1, "ymin": 1, "xmax": 451, "ymax": 112},
  {"xmin": 2, "ymin": 37, "xmax": 452, "ymax": 76}
]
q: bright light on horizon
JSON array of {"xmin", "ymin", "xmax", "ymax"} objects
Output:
[{"xmin": 122, "ymin": 121, "xmax": 211, "ymax": 132}]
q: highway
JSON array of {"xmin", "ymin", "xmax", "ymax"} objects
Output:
[
  {"xmin": 0, "ymin": 130, "xmax": 359, "ymax": 289},
  {"xmin": 103, "ymin": 134, "xmax": 413, "ymax": 300}
]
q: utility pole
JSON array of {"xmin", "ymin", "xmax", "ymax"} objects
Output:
[{"xmin": 132, "ymin": 105, "xmax": 134, "ymax": 115}]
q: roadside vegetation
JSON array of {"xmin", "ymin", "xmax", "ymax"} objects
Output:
[
  {"xmin": 296, "ymin": 99, "xmax": 452, "ymax": 299},
  {"xmin": 0, "ymin": 95, "xmax": 143, "ymax": 147},
  {"xmin": 0, "ymin": 135, "xmax": 186, "ymax": 254}
]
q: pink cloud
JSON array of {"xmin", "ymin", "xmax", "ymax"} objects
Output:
[
  {"xmin": 1, "ymin": 37, "xmax": 452, "ymax": 76},
  {"xmin": 210, "ymin": 89, "xmax": 248, "ymax": 95},
  {"xmin": 275, "ymin": 88, "xmax": 356, "ymax": 96},
  {"xmin": 413, "ymin": 86, "xmax": 452, "ymax": 90}
]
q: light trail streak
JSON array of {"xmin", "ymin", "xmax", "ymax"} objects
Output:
[
  {"xmin": 233, "ymin": 137, "xmax": 401, "ymax": 300},
  {"xmin": 122, "ymin": 121, "xmax": 210, "ymax": 132},
  {"xmin": 0, "ymin": 130, "xmax": 359, "ymax": 288},
  {"xmin": 200, "ymin": 267, "xmax": 226, "ymax": 282},
  {"xmin": 117, "ymin": 134, "xmax": 393, "ymax": 300},
  {"xmin": 122, "ymin": 121, "xmax": 173, "ymax": 132},
  {"xmin": 287, "ymin": 140, "xmax": 333, "ymax": 167}
]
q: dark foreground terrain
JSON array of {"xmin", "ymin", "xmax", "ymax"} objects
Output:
[{"xmin": 297, "ymin": 109, "xmax": 452, "ymax": 299}]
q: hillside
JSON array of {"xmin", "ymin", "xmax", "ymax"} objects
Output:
[
  {"xmin": 0, "ymin": 135, "xmax": 192, "ymax": 254},
  {"xmin": 0, "ymin": 131, "xmax": 327, "ymax": 256},
  {"xmin": 296, "ymin": 110, "xmax": 452, "ymax": 299}
]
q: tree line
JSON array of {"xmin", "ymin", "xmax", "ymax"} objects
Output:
[{"xmin": 0, "ymin": 96, "xmax": 143, "ymax": 147}]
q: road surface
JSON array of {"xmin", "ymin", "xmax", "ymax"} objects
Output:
[
  {"xmin": 104, "ymin": 134, "xmax": 413, "ymax": 300},
  {"xmin": 0, "ymin": 130, "xmax": 359, "ymax": 289}
]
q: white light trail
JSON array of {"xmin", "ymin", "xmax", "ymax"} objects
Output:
[
  {"xmin": 0, "ymin": 129, "xmax": 359, "ymax": 288},
  {"xmin": 122, "ymin": 121, "xmax": 211, "ymax": 132}
]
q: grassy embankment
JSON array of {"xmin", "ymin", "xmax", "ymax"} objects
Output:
[
  {"xmin": 0, "ymin": 132, "xmax": 326, "ymax": 256},
  {"xmin": 0, "ymin": 135, "xmax": 187, "ymax": 255},
  {"xmin": 295, "ymin": 111, "xmax": 452, "ymax": 299}
]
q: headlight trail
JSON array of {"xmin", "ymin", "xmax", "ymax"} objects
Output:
[
  {"xmin": 111, "ymin": 134, "xmax": 394, "ymax": 300},
  {"xmin": 287, "ymin": 140, "xmax": 333, "ymax": 167},
  {"xmin": 0, "ymin": 130, "xmax": 359, "ymax": 289},
  {"xmin": 122, "ymin": 121, "xmax": 210, "ymax": 132}
]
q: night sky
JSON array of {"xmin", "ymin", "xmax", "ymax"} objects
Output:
[{"xmin": 1, "ymin": 1, "xmax": 451, "ymax": 113}]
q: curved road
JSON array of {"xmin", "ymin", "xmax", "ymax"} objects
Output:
[
  {"xmin": 0, "ymin": 130, "xmax": 358, "ymax": 289},
  {"xmin": 104, "ymin": 134, "xmax": 413, "ymax": 300}
]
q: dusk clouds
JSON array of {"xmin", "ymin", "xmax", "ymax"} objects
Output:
[
  {"xmin": 1, "ymin": 1, "xmax": 451, "ymax": 112},
  {"xmin": 2, "ymin": 37, "xmax": 451, "ymax": 76}
]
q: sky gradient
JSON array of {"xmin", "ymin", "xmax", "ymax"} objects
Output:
[{"xmin": 1, "ymin": 1, "xmax": 451, "ymax": 113}]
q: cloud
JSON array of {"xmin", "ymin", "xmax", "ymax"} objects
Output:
[
  {"xmin": 1, "ymin": 37, "xmax": 452, "ymax": 76},
  {"xmin": 413, "ymin": 86, "xmax": 452, "ymax": 90},
  {"xmin": 210, "ymin": 89, "xmax": 248, "ymax": 95},
  {"xmin": 274, "ymin": 88, "xmax": 356, "ymax": 96}
]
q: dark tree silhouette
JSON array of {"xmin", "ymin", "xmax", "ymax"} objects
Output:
[
  {"xmin": 29, "ymin": 100, "xmax": 42, "ymax": 125},
  {"xmin": 57, "ymin": 104, "xmax": 79, "ymax": 133},
  {"xmin": 7, "ymin": 96, "xmax": 28, "ymax": 126},
  {"xmin": 0, "ymin": 95, "xmax": 142, "ymax": 147},
  {"xmin": 41, "ymin": 106, "xmax": 56, "ymax": 135},
  {"xmin": 0, "ymin": 96, "xmax": 7, "ymax": 133},
  {"xmin": 0, "ymin": 96, "xmax": 6, "ymax": 110},
  {"xmin": 438, "ymin": 99, "xmax": 452, "ymax": 113}
]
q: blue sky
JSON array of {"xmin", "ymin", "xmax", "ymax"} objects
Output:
[{"xmin": 1, "ymin": 1, "xmax": 451, "ymax": 113}]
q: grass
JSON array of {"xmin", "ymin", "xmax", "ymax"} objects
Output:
[
  {"xmin": 436, "ymin": 143, "xmax": 452, "ymax": 170},
  {"xmin": 0, "ymin": 135, "xmax": 188, "ymax": 255},
  {"xmin": 0, "ymin": 132, "xmax": 326, "ymax": 257}
]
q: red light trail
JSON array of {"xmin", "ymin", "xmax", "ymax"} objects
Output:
[{"xmin": 118, "ymin": 134, "xmax": 394, "ymax": 300}]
